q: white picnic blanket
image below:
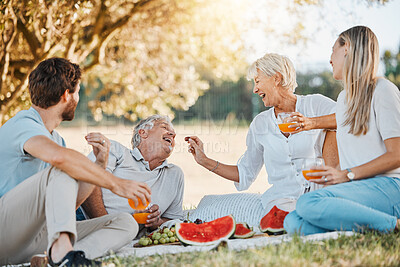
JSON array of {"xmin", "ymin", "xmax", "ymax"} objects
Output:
[
  {"xmin": 108, "ymin": 193, "xmax": 356, "ymax": 259},
  {"xmin": 109, "ymin": 193, "xmax": 355, "ymax": 258},
  {"xmin": 111, "ymin": 231, "xmax": 355, "ymax": 259}
]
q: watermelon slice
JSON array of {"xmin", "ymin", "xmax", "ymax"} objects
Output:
[
  {"xmin": 176, "ymin": 215, "xmax": 236, "ymax": 246},
  {"xmin": 259, "ymin": 205, "xmax": 289, "ymax": 235},
  {"xmin": 233, "ymin": 222, "xmax": 255, "ymax": 239}
]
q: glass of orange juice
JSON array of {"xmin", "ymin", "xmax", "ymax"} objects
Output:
[
  {"xmin": 133, "ymin": 212, "xmax": 151, "ymax": 224},
  {"xmin": 128, "ymin": 197, "xmax": 151, "ymax": 224},
  {"xmin": 302, "ymin": 158, "xmax": 325, "ymax": 180},
  {"xmin": 277, "ymin": 112, "xmax": 296, "ymax": 133}
]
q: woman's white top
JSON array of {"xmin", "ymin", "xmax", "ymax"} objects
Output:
[
  {"xmin": 336, "ymin": 78, "xmax": 400, "ymax": 178},
  {"xmin": 236, "ymin": 94, "xmax": 336, "ymax": 213}
]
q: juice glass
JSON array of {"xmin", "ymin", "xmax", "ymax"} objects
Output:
[
  {"xmin": 277, "ymin": 112, "xmax": 296, "ymax": 133},
  {"xmin": 302, "ymin": 158, "xmax": 325, "ymax": 180},
  {"xmin": 133, "ymin": 212, "xmax": 151, "ymax": 224}
]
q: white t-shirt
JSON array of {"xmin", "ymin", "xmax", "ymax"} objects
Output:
[
  {"xmin": 336, "ymin": 78, "xmax": 400, "ymax": 178},
  {"xmin": 88, "ymin": 141, "xmax": 185, "ymax": 220},
  {"xmin": 236, "ymin": 94, "xmax": 336, "ymax": 213}
]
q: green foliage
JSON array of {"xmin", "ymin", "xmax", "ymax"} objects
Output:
[
  {"xmin": 173, "ymin": 77, "xmax": 261, "ymax": 124},
  {"xmin": 174, "ymin": 71, "xmax": 342, "ymax": 124},
  {"xmin": 296, "ymin": 71, "xmax": 343, "ymax": 101},
  {"xmin": 383, "ymin": 47, "xmax": 400, "ymax": 88},
  {"xmin": 0, "ymin": 0, "xmax": 389, "ymax": 124},
  {"xmin": 0, "ymin": 0, "xmax": 249, "ymax": 124}
]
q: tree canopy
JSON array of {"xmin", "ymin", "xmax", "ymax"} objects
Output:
[{"xmin": 0, "ymin": 0, "xmax": 390, "ymax": 124}]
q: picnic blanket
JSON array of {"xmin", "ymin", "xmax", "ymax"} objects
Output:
[
  {"xmin": 111, "ymin": 231, "xmax": 355, "ymax": 259},
  {"xmin": 109, "ymin": 193, "xmax": 355, "ymax": 259}
]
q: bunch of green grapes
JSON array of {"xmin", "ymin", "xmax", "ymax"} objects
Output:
[{"xmin": 138, "ymin": 226, "xmax": 177, "ymax": 246}]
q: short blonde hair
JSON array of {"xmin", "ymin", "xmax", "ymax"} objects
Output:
[{"xmin": 247, "ymin": 53, "xmax": 298, "ymax": 92}]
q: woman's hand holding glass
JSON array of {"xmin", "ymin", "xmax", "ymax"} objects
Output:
[
  {"xmin": 304, "ymin": 161, "xmax": 350, "ymax": 185},
  {"xmin": 277, "ymin": 112, "xmax": 314, "ymax": 134},
  {"xmin": 277, "ymin": 112, "xmax": 297, "ymax": 134},
  {"xmin": 302, "ymin": 158, "xmax": 325, "ymax": 180},
  {"xmin": 288, "ymin": 112, "xmax": 314, "ymax": 133}
]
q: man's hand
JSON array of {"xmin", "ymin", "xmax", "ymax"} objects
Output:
[
  {"xmin": 112, "ymin": 178, "xmax": 151, "ymax": 207},
  {"xmin": 144, "ymin": 204, "xmax": 164, "ymax": 229},
  {"xmin": 85, "ymin": 132, "xmax": 110, "ymax": 169}
]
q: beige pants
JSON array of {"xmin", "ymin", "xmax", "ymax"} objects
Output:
[{"xmin": 0, "ymin": 167, "xmax": 138, "ymax": 265}]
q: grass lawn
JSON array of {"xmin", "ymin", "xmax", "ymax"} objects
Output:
[{"xmin": 104, "ymin": 232, "xmax": 400, "ymax": 267}]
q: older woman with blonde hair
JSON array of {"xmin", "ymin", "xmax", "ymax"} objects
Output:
[
  {"xmin": 284, "ymin": 26, "xmax": 400, "ymax": 235},
  {"xmin": 185, "ymin": 53, "xmax": 338, "ymax": 231}
]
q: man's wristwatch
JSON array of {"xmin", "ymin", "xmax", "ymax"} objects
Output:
[{"xmin": 346, "ymin": 168, "xmax": 355, "ymax": 181}]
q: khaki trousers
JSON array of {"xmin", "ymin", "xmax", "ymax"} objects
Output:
[{"xmin": 0, "ymin": 167, "xmax": 138, "ymax": 265}]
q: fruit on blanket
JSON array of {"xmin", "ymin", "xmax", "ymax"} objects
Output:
[
  {"xmin": 128, "ymin": 197, "xmax": 149, "ymax": 210},
  {"xmin": 260, "ymin": 205, "xmax": 289, "ymax": 235},
  {"xmin": 233, "ymin": 222, "xmax": 256, "ymax": 239},
  {"xmin": 175, "ymin": 215, "xmax": 236, "ymax": 246},
  {"xmin": 138, "ymin": 226, "xmax": 178, "ymax": 246}
]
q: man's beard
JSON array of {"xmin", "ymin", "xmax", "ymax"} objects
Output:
[{"xmin": 61, "ymin": 98, "xmax": 77, "ymax": 121}]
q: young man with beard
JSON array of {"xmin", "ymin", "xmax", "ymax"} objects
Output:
[{"xmin": 0, "ymin": 58, "xmax": 151, "ymax": 266}]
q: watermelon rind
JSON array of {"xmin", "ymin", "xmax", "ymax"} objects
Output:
[
  {"xmin": 262, "ymin": 228, "xmax": 286, "ymax": 235},
  {"xmin": 176, "ymin": 215, "xmax": 236, "ymax": 246},
  {"xmin": 233, "ymin": 222, "xmax": 255, "ymax": 239}
]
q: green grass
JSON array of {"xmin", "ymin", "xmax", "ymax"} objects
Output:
[{"xmin": 104, "ymin": 232, "xmax": 400, "ymax": 267}]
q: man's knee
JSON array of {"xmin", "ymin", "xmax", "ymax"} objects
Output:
[
  {"xmin": 46, "ymin": 167, "xmax": 79, "ymax": 190},
  {"xmin": 111, "ymin": 213, "xmax": 138, "ymax": 240}
]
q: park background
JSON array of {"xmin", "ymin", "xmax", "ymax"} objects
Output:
[{"xmin": 1, "ymin": 0, "xmax": 399, "ymax": 207}]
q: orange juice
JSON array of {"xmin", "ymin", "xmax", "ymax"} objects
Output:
[
  {"xmin": 128, "ymin": 197, "xmax": 149, "ymax": 210},
  {"xmin": 278, "ymin": 123, "xmax": 296, "ymax": 133},
  {"xmin": 302, "ymin": 170, "xmax": 323, "ymax": 180},
  {"xmin": 133, "ymin": 212, "xmax": 151, "ymax": 224}
]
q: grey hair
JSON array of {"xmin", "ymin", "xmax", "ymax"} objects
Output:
[
  {"xmin": 247, "ymin": 53, "xmax": 298, "ymax": 92},
  {"xmin": 131, "ymin": 115, "xmax": 172, "ymax": 148}
]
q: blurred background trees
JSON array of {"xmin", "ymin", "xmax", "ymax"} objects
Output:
[
  {"xmin": 0, "ymin": 0, "xmax": 396, "ymax": 125},
  {"xmin": 383, "ymin": 46, "xmax": 400, "ymax": 88}
]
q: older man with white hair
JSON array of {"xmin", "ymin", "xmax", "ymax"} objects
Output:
[{"xmin": 81, "ymin": 115, "xmax": 184, "ymax": 232}]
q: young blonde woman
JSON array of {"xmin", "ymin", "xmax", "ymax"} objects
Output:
[{"xmin": 284, "ymin": 26, "xmax": 400, "ymax": 235}]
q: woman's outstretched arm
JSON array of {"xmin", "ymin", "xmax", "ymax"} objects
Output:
[
  {"xmin": 290, "ymin": 113, "xmax": 337, "ymax": 133},
  {"xmin": 185, "ymin": 136, "xmax": 239, "ymax": 182}
]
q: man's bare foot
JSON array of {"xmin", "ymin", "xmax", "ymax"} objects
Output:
[
  {"xmin": 50, "ymin": 232, "xmax": 73, "ymax": 263},
  {"xmin": 396, "ymin": 219, "xmax": 400, "ymax": 231}
]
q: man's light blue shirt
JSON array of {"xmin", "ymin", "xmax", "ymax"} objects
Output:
[{"xmin": 0, "ymin": 107, "xmax": 65, "ymax": 197}]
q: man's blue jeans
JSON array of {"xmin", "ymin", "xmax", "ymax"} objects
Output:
[{"xmin": 284, "ymin": 177, "xmax": 400, "ymax": 235}]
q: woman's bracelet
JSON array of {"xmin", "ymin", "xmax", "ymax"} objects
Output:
[{"xmin": 210, "ymin": 161, "xmax": 219, "ymax": 172}]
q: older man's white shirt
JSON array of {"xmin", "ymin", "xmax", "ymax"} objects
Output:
[
  {"xmin": 236, "ymin": 94, "xmax": 336, "ymax": 214},
  {"xmin": 89, "ymin": 141, "xmax": 184, "ymax": 220}
]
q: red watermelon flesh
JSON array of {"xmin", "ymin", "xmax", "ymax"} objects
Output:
[
  {"xmin": 259, "ymin": 205, "xmax": 289, "ymax": 235},
  {"xmin": 233, "ymin": 222, "xmax": 255, "ymax": 239},
  {"xmin": 176, "ymin": 215, "xmax": 236, "ymax": 246}
]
